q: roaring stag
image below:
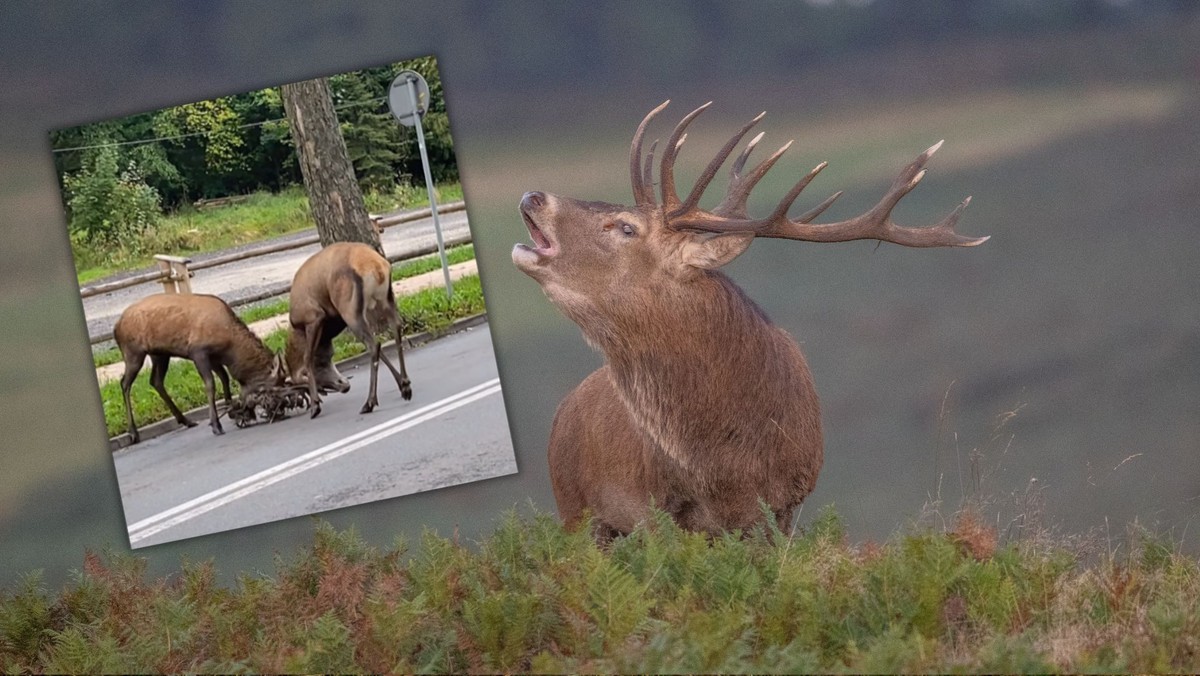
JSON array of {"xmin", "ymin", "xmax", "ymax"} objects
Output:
[
  {"xmin": 512, "ymin": 101, "xmax": 988, "ymax": 538},
  {"xmin": 114, "ymin": 293, "xmax": 287, "ymax": 442}
]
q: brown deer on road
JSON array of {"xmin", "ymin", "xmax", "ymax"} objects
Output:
[
  {"xmin": 285, "ymin": 242, "xmax": 413, "ymax": 418},
  {"xmin": 512, "ymin": 101, "xmax": 988, "ymax": 538},
  {"xmin": 114, "ymin": 293, "xmax": 287, "ymax": 442}
]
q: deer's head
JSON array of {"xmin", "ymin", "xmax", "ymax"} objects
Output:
[
  {"xmin": 513, "ymin": 101, "xmax": 988, "ymax": 320},
  {"xmin": 283, "ymin": 329, "xmax": 351, "ymax": 394}
]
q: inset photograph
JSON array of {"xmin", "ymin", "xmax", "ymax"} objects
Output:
[{"xmin": 52, "ymin": 56, "xmax": 517, "ymax": 548}]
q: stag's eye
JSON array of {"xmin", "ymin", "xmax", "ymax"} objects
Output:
[{"xmin": 604, "ymin": 220, "xmax": 637, "ymax": 237}]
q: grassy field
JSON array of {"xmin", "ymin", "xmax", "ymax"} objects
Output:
[
  {"xmin": 73, "ymin": 182, "xmax": 464, "ymax": 285},
  {"xmin": 0, "ymin": 507, "xmax": 1196, "ymax": 673},
  {"xmin": 100, "ymin": 274, "xmax": 486, "ymax": 438}
]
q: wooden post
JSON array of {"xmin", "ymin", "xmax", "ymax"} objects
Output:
[{"xmin": 153, "ymin": 255, "xmax": 193, "ymax": 294}]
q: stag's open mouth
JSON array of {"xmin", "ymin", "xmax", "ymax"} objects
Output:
[{"xmin": 515, "ymin": 207, "xmax": 557, "ymax": 258}]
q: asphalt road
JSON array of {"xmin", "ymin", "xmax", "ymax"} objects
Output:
[
  {"xmin": 82, "ymin": 208, "xmax": 472, "ymax": 339},
  {"xmin": 114, "ymin": 323, "xmax": 515, "ymax": 548}
]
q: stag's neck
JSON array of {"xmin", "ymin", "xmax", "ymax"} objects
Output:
[
  {"xmin": 588, "ymin": 272, "xmax": 818, "ymax": 487},
  {"xmin": 592, "ymin": 272, "xmax": 775, "ymax": 364},
  {"xmin": 225, "ymin": 327, "xmax": 276, "ymax": 389}
]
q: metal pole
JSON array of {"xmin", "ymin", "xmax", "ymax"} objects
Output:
[{"xmin": 406, "ymin": 75, "xmax": 453, "ymax": 299}]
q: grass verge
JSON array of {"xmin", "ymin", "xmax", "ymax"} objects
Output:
[
  {"xmin": 74, "ymin": 182, "xmax": 463, "ymax": 285},
  {"xmin": 1, "ymin": 506, "xmax": 1197, "ymax": 673},
  {"xmin": 90, "ymin": 244, "xmax": 476, "ymax": 369},
  {"xmin": 98, "ymin": 274, "xmax": 486, "ymax": 438}
]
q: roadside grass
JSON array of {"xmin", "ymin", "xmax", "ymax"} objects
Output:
[
  {"xmin": 98, "ymin": 275, "xmax": 486, "ymax": 438},
  {"xmin": 2, "ymin": 506, "xmax": 1198, "ymax": 673},
  {"xmin": 90, "ymin": 244, "xmax": 476, "ymax": 369},
  {"xmin": 390, "ymin": 243, "xmax": 474, "ymax": 282},
  {"xmin": 73, "ymin": 182, "xmax": 462, "ymax": 285},
  {"xmin": 363, "ymin": 181, "xmax": 464, "ymax": 215}
]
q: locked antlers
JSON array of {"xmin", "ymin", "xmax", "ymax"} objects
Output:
[{"xmin": 630, "ymin": 100, "xmax": 989, "ymax": 248}]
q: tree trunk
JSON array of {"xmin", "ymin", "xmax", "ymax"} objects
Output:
[{"xmin": 280, "ymin": 77, "xmax": 382, "ymax": 254}]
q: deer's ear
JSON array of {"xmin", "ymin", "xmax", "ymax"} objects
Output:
[{"xmin": 679, "ymin": 232, "xmax": 754, "ymax": 271}]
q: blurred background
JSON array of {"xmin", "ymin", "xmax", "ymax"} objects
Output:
[{"xmin": 1, "ymin": 1, "xmax": 1197, "ymax": 585}]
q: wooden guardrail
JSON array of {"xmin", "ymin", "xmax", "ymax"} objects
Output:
[
  {"xmin": 84, "ymin": 201, "xmax": 470, "ymax": 345},
  {"xmin": 78, "ymin": 201, "xmax": 467, "ymax": 300},
  {"xmin": 193, "ymin": 195, "xmax": 249, "ymax": 210}
]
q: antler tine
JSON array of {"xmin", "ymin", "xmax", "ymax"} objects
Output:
[
  {"xmin": 642, "ymin": 139, "xmax": 658, "ymax": 196},
  {"xmin": 674, "ymin": 111, "xmax": 766, "ymax": 217},
  {"xmin": 712, "ymin": 137, "xmax": 794, "ymax": 219},
  {"xmin": 669, "ymin": 136, "xmax": 988, "ymax": 248},
  {"xmin": 631, "ymin": 100, "xmax": 670, "ymax": 207},
  {"xmin": 756, "ymin": 141, "xmax": 989, "ymax": 247},
  {"xmin": 732, "ymin": 131, "xmax": 764, "ymax": 178},
  {"xmin": 793, "ymin": 190, "xmax": 843, "ymax": 224},
  {"xmin": 659, "ymin": 102, "xmax": 712, "ymax": 213},
  {"xmin": 765, "ymin": 161, "xmax": 828, "ymax": 223}
]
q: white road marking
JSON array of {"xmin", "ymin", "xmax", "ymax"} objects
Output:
[{"xmin": 127, "ymin": 378, "xmax": 502, "ymax": 545}]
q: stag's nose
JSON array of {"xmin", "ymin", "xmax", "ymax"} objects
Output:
[{"xmin": 521, "ymin": 191, "xmax": 546, "ymax": 210}]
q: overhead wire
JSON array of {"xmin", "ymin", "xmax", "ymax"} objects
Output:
[{"xmin": 52, "ymin": 95, "xmax": 388, "ymax": 154}]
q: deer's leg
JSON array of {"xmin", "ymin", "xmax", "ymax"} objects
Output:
[
  {"xmin": 190, "ymin": 351, "xmax": 224, "ymax": 436},
  {"xmin": 215, "ymin": 364, "xmax": 234, "ymax": 405},
  {"xmin": 120, "ymin": 351, "xmax": 146, "ymax": 444},
  {"xmin": 346, "ymin": 320, "xmax": 381, "ymax": 414},
  {"xmin": 304, "ymin": 321, "xmax": 324, "ymax": 418},
  {"xmin": 149, "ymin": 354, "xmax": 196, "ymax": 428},
  {"xmin": 381, "ymin": 305, "xmax": 412, "ymax": 401}
]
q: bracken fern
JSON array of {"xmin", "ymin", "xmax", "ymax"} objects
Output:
[{"xmin": 2, "ymin": 505, "xmax": 1200, "ymax": 673}]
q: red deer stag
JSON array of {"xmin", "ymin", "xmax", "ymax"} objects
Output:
[
  {"xmin": 114, "ymin": 293, "xmax": 286, "ymax": 442},
  {"xmin": 285, "ymin": 242, "xmax": 413, "ymax": 418},
  {"xmin": 513, "ymin": 101, "xmax": 988, "ymax": 538}
]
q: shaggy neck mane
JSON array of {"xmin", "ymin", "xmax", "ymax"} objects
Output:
[
  {"xmin": 221, "ymin": 307, "xmax": 276, "ymax": 387},
  {"xmin": 584, "ymin": 271, "xmax": 819, "ymax": 497}
]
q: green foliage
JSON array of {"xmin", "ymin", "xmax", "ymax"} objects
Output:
[
  {"xmin": 0, "ymin": 572, "xmax": 51, "ymax": 666},
  {"xmin": 53, "ymin": 56, "xmax": 456, "ymax": 214},
  {"xmin": 63, "ymin": 145, "xmax": 162, "ymax": 250},
  {"xmin": 396, "ymin": 273, "xmax": 486, "ymax": 336},
  {"xmin": 55, "ymin": 56, "xmax": 460, "ymax": 273},
  {"xmin": 362, "ymin": 180, "xmax": 423, "ymax": 213},
  {"xmin": 288, "ymin": 611, "xmax": 357, "ymax": 674},
  {"xmin": 331, "ymin": 70, "xmax": 405, "ymax": 193},
  {"xmin": 3, "ymin": 508, "xmax": 1200, "ymax": 672},
  {"xmin": 156, "ymin": 97, "xmax": 247, "ymax": 175},
  {"xmin": 74, "ymin": 182, "xmax": 461, "ymax": 284}
]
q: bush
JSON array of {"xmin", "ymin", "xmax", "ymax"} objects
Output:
[
  {"xmin": 64, "ymin": 146, "xmax": 162, "ymax": 251},
  {"xmin": 3, "ymin": 508, "xmax": 1200, "ymax": 673}
]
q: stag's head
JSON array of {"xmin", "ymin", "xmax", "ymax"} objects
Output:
[
  {"xmin": 283, "ymin": 330, "xmax": 351, "ymax": 394},
  {"xmin": 513, "ymin": 100, "xmax": 988, "ymax": 317}
]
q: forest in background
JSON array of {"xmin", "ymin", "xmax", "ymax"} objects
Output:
[{"xmin": 49, "ymin": 56, "xmax": 455, "ymax": 254}]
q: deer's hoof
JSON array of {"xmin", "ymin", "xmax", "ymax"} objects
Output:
[
  {"xmin": 183, "ymin": 419, "xmax": 198, "ymax": 428},
  {"xmin": 400, "ymin": 382, "xmax": 413, "ymax": 401},
  {"xmin": 360, "ymin": 399, "xmax": 377, "ymax": 415},
  {"xmin": 211, "ymin": 425, "xmax": 225, "ymax": 436},
  {"xmin": 309, "ymin": 404, "xmax": 322, "ymax": 419}
]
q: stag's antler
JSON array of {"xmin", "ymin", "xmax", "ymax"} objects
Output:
[{"xmin": 628, "ymin": 102, "xmax": 989, "ymax": 248}]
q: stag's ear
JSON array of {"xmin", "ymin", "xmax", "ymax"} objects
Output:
[{"xmin": 678, "ymin": 232, "xmax": 754, "ymax": 271}]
